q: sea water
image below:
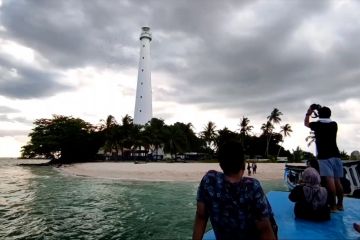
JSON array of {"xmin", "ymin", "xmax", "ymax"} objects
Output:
[{"xmin": 0, "ymin": 159, "xmax": 287, "ymax": 240}]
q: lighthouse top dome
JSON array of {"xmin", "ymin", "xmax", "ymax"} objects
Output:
[{"xmin": 140, "ymin": 27, "xmax": 152, "ymax": 41}]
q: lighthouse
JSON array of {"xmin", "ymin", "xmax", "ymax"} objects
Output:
[{"xmin": 134, "ymin": 27, "xmax": 152, "ymax": 125}]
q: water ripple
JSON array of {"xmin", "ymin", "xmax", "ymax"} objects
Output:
[{"xmin": 0, "ymin": 159, "xmax": 286, "ymax": 239}]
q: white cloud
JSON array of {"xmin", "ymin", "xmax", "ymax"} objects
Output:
[
  {"xmin": 0, "ymin": 136, "xmax": 23, "ymax": 157},
  {"xmin": 0, "ymin": 39, "xmax": 35, "ymax": 63}
]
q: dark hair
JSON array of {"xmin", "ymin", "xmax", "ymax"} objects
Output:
[
  {"xmin": 318, "ymin": 106, "xmax": 331, "ymax": 118},
  {"xmin": 217, "ymin": 141, "xmax": 245, "ymax": 175}
]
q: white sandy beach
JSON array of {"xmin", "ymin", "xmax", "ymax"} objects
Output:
[{"xmin": 59, "ymin": 162, "xmax": 297, "ymax": 182}]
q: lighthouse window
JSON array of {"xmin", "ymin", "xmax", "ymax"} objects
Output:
[
  {"xmin": 142, "ymin": 57, "xmax": 144, "ymax": 59},
  {"xmin": 139, "ymin": 110, "xmax": 142, "ymax": 112},
  {"xmin": 143, "ymin": 45, "xmax": 145, "ymax": 47},
  {"xmin": 141, "ymin": 69, "xmax": 144, "ymax": 72},
  {"xmin": 141, "ymin": 82, "xmax": 143, "ymax": 85},
  {"xmin": 140, "ymin": 96, "xmax": 142, "ymax": 98}
]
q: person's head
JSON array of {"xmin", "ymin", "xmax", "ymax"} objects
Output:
[
  {"xmin": 217, "ymin": 141, "xmax": 245, "ymax": 175},
  {"xmin": 307, "ymin": 159, "xmax": 320, "ymax": 172},
  {"xmin": 318, "ymin": 106, "xmax": 331, "ymax": 118},
  {"xmin": 302, "ymin": 167, "xmax": 321, "ymax": 186}
]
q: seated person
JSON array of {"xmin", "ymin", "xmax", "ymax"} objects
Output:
[
  {"xmin": 289, "ymin": 167, "xmax": 330, "ymax": 221},
  {"xmin": 192, "ymin": 141, "xmax": 277, "ymax": 240}
]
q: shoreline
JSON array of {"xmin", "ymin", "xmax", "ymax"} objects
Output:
[{"xmin": 58, "ymin": 162, "xmax": 294, "ymax": 182}]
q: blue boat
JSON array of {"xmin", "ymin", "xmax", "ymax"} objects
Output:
[{"xmin": 204, "ymin": 191, "xmax": 360, "ymax": 240}]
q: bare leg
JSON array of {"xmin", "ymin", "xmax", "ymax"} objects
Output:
[
  {"xmin": 325, "ymin": 176, "xmax": 336, "ymax": 210},
  {"xmin": 334, "ymin": 178, "xmax": 344, "ymax": 210}
]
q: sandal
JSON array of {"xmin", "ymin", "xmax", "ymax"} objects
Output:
[
  {"xmin": 354, "ymin": 223, "xmax": 360, "ymax": 233},
  {"xmin": 330, "ymin": 207, "xmax": 338, "ymax": 213},
  {"xmin": 336, "ymin": 205, "xmax": 344, "ymax": 211}
]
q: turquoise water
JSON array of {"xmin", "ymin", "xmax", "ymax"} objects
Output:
[{"xmin": 0, "ymin": 159, "xmax": 287, "ymax": 239}]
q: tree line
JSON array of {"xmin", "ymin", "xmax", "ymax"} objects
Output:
[{"xmin": 21, "ymin": 108, "xmax": 322, "ymax": 164}]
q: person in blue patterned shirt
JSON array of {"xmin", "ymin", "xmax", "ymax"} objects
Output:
[{"xmin": 192, "ymin": 141, "xmax": 276, "ymax": 240}]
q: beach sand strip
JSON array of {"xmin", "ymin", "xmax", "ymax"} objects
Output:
[{"xmin": 59, "ymin": 162, "xmax": 291, "ymax": 182}]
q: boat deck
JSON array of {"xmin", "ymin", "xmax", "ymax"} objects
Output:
[{"xmin": 204, "ymin": 191, "xmax": 360, "ymax": 239}]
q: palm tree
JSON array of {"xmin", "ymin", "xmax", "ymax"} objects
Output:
[
  {"xmin": 292, "ymin": 146, "xmax": 304, "ymax": 162},
  {"xmin": 172, "ymin": 122, "xmax": 199, "ymax": 152},
  {"xmin": 265, "ymin": 108, "xmax": 283, "ymax": 157},
  {"xmin": 143, "ymin": 118, "xmax": 167, "ymax": 158},
  {"xmin": 277, "ymin": 123, "xmax": 293, "ymax": 158},
  {"xmin": 122, "ymin": 114, "xmax": 133, "ymax": 126},
  {"xmin": 281, "ymin": 124, "xmax": 292, "ymax": 137},
  {"xmin": 128, "ymin": 124, "xmax": 148, "ymax": 160},
  {"xmin": 267, "ymin": 108, "xmax": 283, "ymax": 124},
  {"xmin": 101, "ymin": 115, "xmax": 118, "ymax": 157},
  {"xmin": 339, "ymin": 150, "xmax": 349, "ymax": 160},
  {"xmin": 216, "ymin": 127, "xmax": 239, "ymax": 149},
  {"xmin": 118, "ymin": 114, "xmax": 136, "ymax": 158},
  {"xmin": 184, "ymin": 122, "xmax": 195, "ymax": 150},
  {"xmin": 164, "ymin": 124, "xmax": 187, "ymax": 158},
  {"xmin": 305, "ymin": 131, "xmax": 315, "ymax": 147},
  {"xmin": 239, "ymin": 116, "xmax": 253, "ymax": 150},
  {"xmin": 200, "ymin": 121, "xmax": 218, "ymax": 152},
  {"xmin": 261, "ymin": 121, "xmax": 274, "ymax": 135}
]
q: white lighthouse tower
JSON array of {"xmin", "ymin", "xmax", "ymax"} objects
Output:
[{"xmin": 134, "ymin": 27, "xmax": 152, "ymax": 125}]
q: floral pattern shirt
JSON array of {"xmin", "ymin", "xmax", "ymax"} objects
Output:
[{"xmin": 197, "ymin": 170, "xmax": 273, "ymax": 239}]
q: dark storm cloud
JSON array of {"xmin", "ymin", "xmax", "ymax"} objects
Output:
[
  {"xmin": 1, "ymin": 0, "xmax": 360, "ymax": 117},
  {"xmin": 0, "ymin": 0, "xmax": 143, "ymax": 68},
  {"xmin": 0, "ymin": 56, "xmax": 73, "ymax": 99},
  {"xmin": 149, "ymin": 0, "xmax": 360, "ymax": 118}
]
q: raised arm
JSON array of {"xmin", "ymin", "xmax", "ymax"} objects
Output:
[
  {"xmin": 304, "ymin": 108, "xmax": 313, "ymax": 128},
  {"xmin": 192, "ymin": 202, "xmax": 208, "ymax": 240}
]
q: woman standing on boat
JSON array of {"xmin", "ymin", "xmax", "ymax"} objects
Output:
[{"xmin": 304, "ymin": 104, "xmax": 344, "ymax": 212}]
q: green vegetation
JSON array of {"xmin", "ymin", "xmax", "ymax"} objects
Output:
[
  {"xmin": 21, "ymin": 108, "xmax": 312, "ymax": 164},
  {"xmin": 21, "ymin": 115, "xmax": 104, "ymax": 164}
]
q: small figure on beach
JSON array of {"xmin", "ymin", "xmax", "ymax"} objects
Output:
[
  {"xmin": 354, "ymin": 223, "xmax": 360, "ymax": 233},
  {"xmin": 247, "ymin": 162, "xmax": 252, "ymax": 176},
  {"xmin": 192, "ymin": 141, "xmax": 277, "ymax": 240},
  {"xmin": 252, "ymin": 162, "xmax": 257, "ymax": 174},
  {"xmin": 304, "ymin": 104, "xmax": 344, "ymax": 212},
  {"xmin": 289, "ymin": 167, "xmax": 330, "ymax": 221}
]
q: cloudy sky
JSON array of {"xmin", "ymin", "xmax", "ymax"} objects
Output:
[{"xmin": 0, "ymin": 0, "xmax": 359, "ymax": 157}]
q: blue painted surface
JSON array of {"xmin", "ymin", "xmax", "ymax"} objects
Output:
[{"xmin": 204, "ymin": 191, "xmax": 360, "ymax": 240}]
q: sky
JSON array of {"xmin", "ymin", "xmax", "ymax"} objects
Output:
[{"xmin": 0, "ymin": 0, "xmax": 359, "ymax": 157}]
